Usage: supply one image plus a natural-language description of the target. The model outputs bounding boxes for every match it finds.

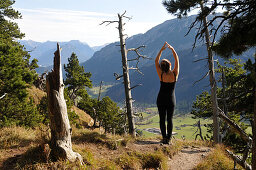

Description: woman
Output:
[155,42,179,144]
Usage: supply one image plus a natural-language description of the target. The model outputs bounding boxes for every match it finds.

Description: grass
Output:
[87,84,114,99]
[27,85,46,104]
[193,144,243,170]
[0,126,39,149]
[71,106,94,127]
[136,112,211,140]
[0,125,247,170]
[137,151,168,170]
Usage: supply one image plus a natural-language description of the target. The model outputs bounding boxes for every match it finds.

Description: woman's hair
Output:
[160,60,170,81]
[160,60,170,73]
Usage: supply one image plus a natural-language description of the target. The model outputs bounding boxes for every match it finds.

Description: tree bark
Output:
[226,149,252,170]
[220,68,228,142]
[97,81,103,102]
[118,14,135,137]
[252,55,256,170]
[46,43,83,163]
[200,1,220,144]
[218,108,252,143]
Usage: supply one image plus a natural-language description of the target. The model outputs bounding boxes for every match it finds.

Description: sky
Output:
[13,0,176,47]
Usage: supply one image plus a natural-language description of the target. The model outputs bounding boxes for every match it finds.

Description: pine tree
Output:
[98,96,123,134]
[64,52,92,105]
[0,0,39,127]
[192,59,253,167]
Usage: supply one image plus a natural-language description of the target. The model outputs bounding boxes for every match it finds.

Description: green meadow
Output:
[136,108,212,140]
[87,84,114,98]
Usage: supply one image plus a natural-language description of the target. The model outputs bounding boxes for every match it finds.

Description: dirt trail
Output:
[133,139,212,170]
[0,139,212,169]
[168,145,211,170]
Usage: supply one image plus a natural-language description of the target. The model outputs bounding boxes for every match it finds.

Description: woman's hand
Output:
[166,42,174,50]
[160,42,168,51]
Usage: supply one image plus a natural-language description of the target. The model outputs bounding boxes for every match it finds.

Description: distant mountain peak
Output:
[20,40,95,66]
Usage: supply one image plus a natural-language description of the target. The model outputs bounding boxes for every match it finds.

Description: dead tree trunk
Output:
[200,1,220,144]
[226,149,252,170]
[46,43,82,163]
[101,11,149,137]
[220,68,228,142]
[252,55,256,170]
[218,108,252,143]
[218,107,252,169]
[117,13,135,137]
[97,81,103,102]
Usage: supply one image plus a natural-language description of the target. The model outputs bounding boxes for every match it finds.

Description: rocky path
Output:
[168,145,211,170]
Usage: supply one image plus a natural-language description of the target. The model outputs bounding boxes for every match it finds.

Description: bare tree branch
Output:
[129,67,143,75]
[130,84,142,90]
[126,45,151,75]
[193,71,210,86]
[119,10,132,20]
[114,72,123,80]
[0,93,7,99]
[100,20,118,26]
[193,57,208,62]
[127,45,150,60]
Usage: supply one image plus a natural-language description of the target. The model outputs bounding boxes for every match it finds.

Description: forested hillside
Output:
[82,14,252,104]
[82,15,201,84]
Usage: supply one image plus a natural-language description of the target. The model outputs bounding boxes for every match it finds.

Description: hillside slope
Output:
[81,15,201,84]
[81,15,221,104]
[0,126,241,170]
[27,86,93,126]
[106,46,210,104]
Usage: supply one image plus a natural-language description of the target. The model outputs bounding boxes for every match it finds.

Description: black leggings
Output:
[157,104,174,140]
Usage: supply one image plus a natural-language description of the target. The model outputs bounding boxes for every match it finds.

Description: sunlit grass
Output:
[0,126,40,149]
[136,113,211,140]
[1,125,239,170]
[193,144,243,170]
[87,84,114,98]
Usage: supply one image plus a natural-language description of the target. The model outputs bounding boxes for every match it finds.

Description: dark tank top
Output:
[156,72,176,106]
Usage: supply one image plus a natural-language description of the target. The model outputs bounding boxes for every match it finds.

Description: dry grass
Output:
[28,86,94,129]
[193,144,243,170]
[0,126,39,149]
[27,85,46,104]
[137,151,168,169]
[0,126,241,170]
[71,106,94,127]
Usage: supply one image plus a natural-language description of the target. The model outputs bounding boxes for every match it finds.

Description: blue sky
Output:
[13,0,175,46]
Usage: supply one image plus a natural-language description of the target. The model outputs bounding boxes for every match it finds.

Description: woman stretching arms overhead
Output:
[155,42,179,144]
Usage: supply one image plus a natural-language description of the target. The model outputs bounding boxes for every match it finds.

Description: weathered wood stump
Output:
[46,43,82,163]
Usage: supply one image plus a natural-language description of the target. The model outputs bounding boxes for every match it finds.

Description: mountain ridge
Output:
[20,40,95,66]
[80,15,213,104]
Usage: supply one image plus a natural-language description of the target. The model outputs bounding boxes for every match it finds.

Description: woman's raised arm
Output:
[167,43,179,79]
[155,42,167,77]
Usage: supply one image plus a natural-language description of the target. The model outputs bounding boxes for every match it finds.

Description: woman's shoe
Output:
[161,138,169,145]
